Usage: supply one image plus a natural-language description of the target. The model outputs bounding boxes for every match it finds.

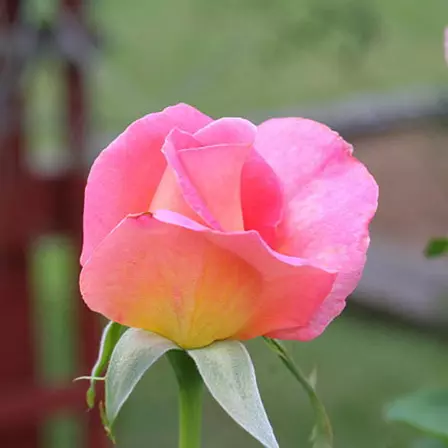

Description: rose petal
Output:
[81,103,212,265]
[195,118,284,245]
[241,150,284,247]
[194,117,257,146]
[149,130,203,223]
[157,210,336,339]
[80,211,335,348]
[80,213,261,349]
[255,118,378,339]
[155,127,253,230]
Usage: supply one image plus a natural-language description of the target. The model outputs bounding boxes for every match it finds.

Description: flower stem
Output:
[168,350,204,448]
[263,337,333,447]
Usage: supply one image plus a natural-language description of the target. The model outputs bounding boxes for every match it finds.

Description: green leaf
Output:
[105,329,180,433]
[425,238,448,258]
[385,388,448,441]
[263,337,333,448]
[86,321,125,408]
[188,341,279,448]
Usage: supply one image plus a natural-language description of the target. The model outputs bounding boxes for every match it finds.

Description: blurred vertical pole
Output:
[0,0,39,447]
[59,0,108,447]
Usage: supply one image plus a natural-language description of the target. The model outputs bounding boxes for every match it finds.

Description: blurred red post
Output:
[0,0,40,446]
[0,0,108,446]
[60,0,108,446]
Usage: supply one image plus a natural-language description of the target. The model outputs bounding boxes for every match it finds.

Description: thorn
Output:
[308,367,318,390]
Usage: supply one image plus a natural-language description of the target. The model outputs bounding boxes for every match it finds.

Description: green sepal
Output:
[105,329,180,434]
[188,340,278,448]
[86,321,125,408]
[104,330,278,447]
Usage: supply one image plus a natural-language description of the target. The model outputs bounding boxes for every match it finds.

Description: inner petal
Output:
[241,150,284,248]
[150,166,205,224]
[194,117,257,146]
[150,128,251,231]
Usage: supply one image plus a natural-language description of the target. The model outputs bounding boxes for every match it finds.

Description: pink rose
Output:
[80,103,378,349]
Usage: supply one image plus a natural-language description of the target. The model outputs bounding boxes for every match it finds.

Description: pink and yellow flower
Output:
[80,104,378,349]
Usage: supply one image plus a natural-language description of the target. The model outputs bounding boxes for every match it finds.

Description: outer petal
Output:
[81,103,212,265]
[255,118,378,340]
[155,210,336,340]
[152,122,255,231]
[80,212,335,349]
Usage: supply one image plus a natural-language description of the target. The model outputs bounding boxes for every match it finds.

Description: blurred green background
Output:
[24,0,448,447]
[29,0,447,147]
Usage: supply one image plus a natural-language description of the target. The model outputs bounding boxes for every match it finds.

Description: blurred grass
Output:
[33,238,448,448]
[89,0,448,129]
[28,0,448,151]
[32,237,82,448]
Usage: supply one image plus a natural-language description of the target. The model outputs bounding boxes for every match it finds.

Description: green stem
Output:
[263,337,333,447]
[168,351,204,448]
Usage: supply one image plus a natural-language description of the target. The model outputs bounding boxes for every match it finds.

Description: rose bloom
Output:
[80,104,378,349]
